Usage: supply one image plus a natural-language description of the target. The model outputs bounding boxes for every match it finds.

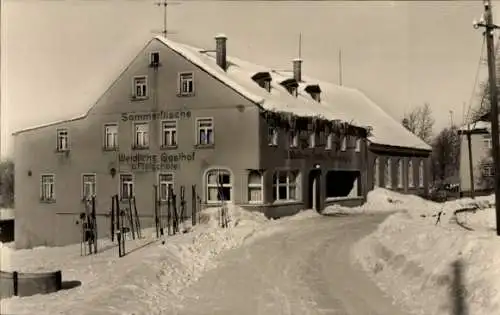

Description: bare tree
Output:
[0,160,14,208]
[402,102,435,144]
[431,126,460,183]
[469,81,491,122]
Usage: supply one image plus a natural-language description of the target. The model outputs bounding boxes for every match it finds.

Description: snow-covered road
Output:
[173,213,409,315]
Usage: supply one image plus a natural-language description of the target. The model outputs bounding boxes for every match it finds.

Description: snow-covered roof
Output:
[458,121,490,132]
[13,35,432,151]
[155,36,430,151]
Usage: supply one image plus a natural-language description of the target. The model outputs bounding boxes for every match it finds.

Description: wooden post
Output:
[466,131,476,199]
[192,185,196,226]
[171,187,178,234]
[167,189,172,236]
[86,201,93,255]
[180,186,186,223]
[482,0,500,235]
[111,197,115,242]
[133,196,141,239]
[154,185,159,238]
[92,195,97,254]
[128,197,136,240]
[115,195,124,257]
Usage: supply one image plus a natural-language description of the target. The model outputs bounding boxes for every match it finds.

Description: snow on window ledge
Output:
[325,196,363,202]
[270,200,302,206]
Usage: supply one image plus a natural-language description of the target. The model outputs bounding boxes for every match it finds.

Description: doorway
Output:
[307,169,322,211]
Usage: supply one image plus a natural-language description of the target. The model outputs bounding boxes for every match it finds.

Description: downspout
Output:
[364,137,370,202]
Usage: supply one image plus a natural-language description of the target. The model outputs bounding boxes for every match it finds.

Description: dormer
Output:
[304,84,322,102]
[251,72,272,92]
[280,78,299,97]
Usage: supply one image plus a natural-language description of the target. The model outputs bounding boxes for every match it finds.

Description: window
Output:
[179,72,194,96]
[374,158,380,187]
[268,127,278,146]
[150,52,160,66]
[482,164,494,177]
[197,118,214,145]
[272,170,299,202]
[355,138,361,152]
[248,170,263,203]
[40,174,55,202]
[325,133,333,150]
[133,76,148,99]
[57,129,69,151]
[289,130,298,148]
[104,124,118,150]
[397,159,403,188]
[287,86,298,97]
[408,160,414,188]
[82,174,96,200]
[340,136,347,151]
[134,123,149,149]
[309,132,316,148]
[385,158,392,188]
[161,120,177,147]
[206,169,232,203]
[158,173,174,201]
[317,131,326,147]
[483,135,492,150]
[120,174,134,200]
[419,160,424,188]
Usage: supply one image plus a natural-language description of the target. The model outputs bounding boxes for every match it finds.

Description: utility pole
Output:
[449,110,454,127]
[466,124,476,199]
[474,0,500,235]
[0,0,2,160]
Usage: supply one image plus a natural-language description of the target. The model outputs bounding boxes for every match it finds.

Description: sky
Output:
[1,0,497,158]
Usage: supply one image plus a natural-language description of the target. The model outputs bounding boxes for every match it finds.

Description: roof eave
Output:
[368,140,432,154]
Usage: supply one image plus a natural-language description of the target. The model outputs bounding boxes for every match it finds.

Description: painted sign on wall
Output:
[121,110,191,122]
[118,152,195,171]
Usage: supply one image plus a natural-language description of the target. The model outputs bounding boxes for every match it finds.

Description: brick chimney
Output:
[293,58,302,82]
[215,34,227,71]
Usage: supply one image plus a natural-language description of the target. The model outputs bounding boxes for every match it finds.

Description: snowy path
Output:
[173,213,409,315]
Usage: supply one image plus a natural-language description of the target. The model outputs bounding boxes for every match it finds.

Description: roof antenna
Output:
[154,1,180,38]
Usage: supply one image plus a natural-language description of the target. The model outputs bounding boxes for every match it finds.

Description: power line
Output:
[464,35,486,127]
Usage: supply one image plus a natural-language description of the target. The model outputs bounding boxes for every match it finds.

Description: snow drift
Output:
[0,204,281,315]
[352,189,500,315]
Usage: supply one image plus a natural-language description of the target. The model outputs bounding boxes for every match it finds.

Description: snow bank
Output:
[1,205,282,315]
[323,188,436,215]
[455,200,497,233]
[324,188,494,217]
[352,190,500,315]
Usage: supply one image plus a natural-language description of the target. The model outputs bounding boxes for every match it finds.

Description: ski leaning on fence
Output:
[80,195,98,256]
[216,178,229,228]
